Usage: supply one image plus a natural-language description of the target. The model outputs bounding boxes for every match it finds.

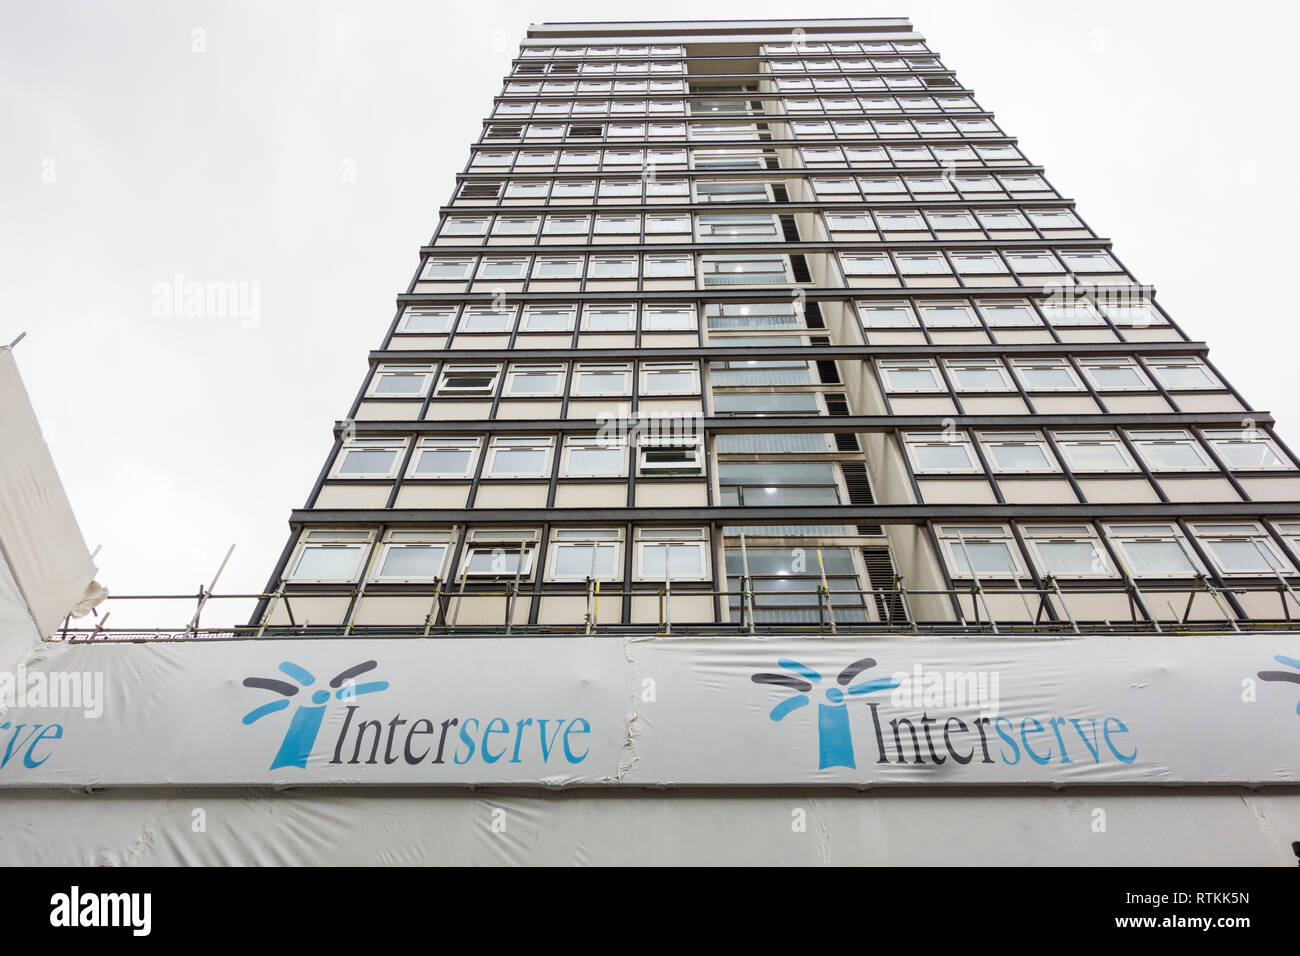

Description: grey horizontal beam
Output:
[291,501,1300,527]
[438,197,1070,216]
[397,284,1152,303]
[368,341,1208,363]
[334,411,1270,437]
[421,237,1108,255]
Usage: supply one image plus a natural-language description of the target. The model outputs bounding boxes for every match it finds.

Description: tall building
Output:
[253,17,1300,637]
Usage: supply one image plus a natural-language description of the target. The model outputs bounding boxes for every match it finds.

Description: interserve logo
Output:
[751,657,899,770]
[242,660,389,769]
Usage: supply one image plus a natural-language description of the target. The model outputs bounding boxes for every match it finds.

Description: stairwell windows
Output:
[286,531,374,583]
[369,364,435,397]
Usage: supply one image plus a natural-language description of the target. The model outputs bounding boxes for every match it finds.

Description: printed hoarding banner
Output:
[0,634,1296,787]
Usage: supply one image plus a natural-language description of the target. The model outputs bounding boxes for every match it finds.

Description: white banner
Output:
[0,635,1296,786]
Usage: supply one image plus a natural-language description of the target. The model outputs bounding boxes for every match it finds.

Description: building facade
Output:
[254,17,1300,637]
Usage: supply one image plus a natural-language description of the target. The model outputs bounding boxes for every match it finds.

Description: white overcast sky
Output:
[2,0,1296,628]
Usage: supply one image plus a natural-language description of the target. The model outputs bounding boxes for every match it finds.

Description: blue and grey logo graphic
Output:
[242,660,389,769]
[1259,654,1300,716]
[751,657,899,770]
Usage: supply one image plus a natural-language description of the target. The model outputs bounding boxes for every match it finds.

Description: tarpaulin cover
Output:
[0,348,98,643]
[0,633,1296,787]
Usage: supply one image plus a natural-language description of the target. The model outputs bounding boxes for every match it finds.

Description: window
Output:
[879,359,943,392]
[484,437,554,478]
[976,209,1030,230]
[707,302,801,331]
[979,431,1058,473]
[1005,251,1064,274]
[1104,523,1201,578]
[1060,250,1121,273]
[645,255,694,278]
[1039,300,1103,326]
[697,181,770,203]
[504,364,565,397]
[858,301,917,329]
[825,212,874,234]
[543,215,590,235]
[903,432,981,474]
[1010,357,1082,392]
[332,439,405,479]
[1203,429,1291,470]
[1028,209,1083,230]
[551,180,595,198]
[589,256,638,279]
[491,216,540,236]
[698,214,779,240]
[595,214,639,235]
[422,257,474,280]
[582,304,636,332]
[561,436,627,477]
[1146,357,1221,391]
[520,305,576,332]
[572,363,632,396]
[398,306,456,333]
[641,362,698,395]
[1021,525,1113,578]
[476,257,528,280]
[946,359,1013,392]
[635,528,710,581]
[435,364,500,397]
[371,531,453,583]
[1052,431,1137,472]
[1189,523,1294,577]
[369,364,434,397]
[547,529,623,581]
[712,392,819,416]
[977,300,1039,327]
[926,210,978,230]
[874,211,925,232]
[1078,358,1153,392]
[937,525,1024,578]
[646,213,691,234]
[920,302,978,328]
[441,217,489,236]
[531,257,582,280]
[459,182,503,200]
[1128,430,1213,471]
[286,530,372,583]
[459,306,515,332]
[895,252,951,276]
[840,253,895,276]
[599,179,641,198]
[460,529,540,578]
[644,304,697,331]
[950,252,1009,275]
[638,434,703,475]
[702,254,789,285]
[503,181,548,199]
[408,438,481,478]
[1104,299,1166,327]
[718,462,840,506]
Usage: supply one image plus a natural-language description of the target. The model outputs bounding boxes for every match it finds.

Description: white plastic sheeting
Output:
[0,634,1296,787]
[0,347,99,646]
[0,786,1295,866]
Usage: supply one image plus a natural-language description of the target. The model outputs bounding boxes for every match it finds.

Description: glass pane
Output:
[554,543,619,578]
[1036,541,1104,575]
[1206,539,1281,573]
[1062,443,1127,471]
[987,443,1051,470]
[568,447,623,474]
[339,449,397,474]
[295,546,363,579]
[1141,443,1205,469]
[1214,441,1285,469]
[948,540,1015,576]
[491,449,547,474]
[375,374,424,395]
[380,545,447,578]
[1124,540,1194,574]
[914,444,974,470]
[415,449,473,475]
